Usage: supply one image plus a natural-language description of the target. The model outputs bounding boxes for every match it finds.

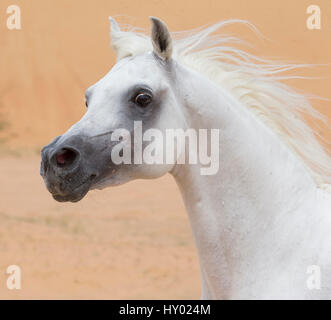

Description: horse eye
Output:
[85,99,88,108]
[135,93,152,107]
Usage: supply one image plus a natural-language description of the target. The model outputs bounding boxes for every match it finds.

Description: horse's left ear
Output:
[150,17,172,61]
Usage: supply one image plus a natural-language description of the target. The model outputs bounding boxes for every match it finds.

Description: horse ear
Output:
[149,17,172,61]
[109,16,121,53]
[109,16,120,35]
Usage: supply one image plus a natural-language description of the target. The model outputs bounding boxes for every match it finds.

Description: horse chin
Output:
[53,192,87,203]
[51,179,93,203]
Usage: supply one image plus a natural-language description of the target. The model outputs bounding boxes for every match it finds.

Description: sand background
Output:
[0,0,330,299]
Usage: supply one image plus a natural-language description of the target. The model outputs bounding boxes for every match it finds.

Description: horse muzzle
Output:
[40,135,99,202]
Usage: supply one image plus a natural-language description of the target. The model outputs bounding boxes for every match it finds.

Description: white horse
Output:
[41,17,331,299]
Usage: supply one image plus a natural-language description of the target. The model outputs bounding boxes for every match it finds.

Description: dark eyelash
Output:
[130,89,152,102]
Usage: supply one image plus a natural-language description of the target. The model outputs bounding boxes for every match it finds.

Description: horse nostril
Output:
[55,148,78,168]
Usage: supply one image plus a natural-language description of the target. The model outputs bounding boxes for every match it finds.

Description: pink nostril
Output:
[55,148,77,167]
[56,153,66,165]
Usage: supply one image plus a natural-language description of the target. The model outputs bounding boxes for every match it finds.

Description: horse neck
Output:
[171,64,318,298]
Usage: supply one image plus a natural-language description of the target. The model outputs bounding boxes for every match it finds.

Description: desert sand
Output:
[0,156,200,299]
[0,0,330,299]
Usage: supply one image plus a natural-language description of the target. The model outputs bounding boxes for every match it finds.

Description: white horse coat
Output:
[41,17,331,299]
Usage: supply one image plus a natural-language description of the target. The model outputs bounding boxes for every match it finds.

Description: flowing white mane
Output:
[111,20,331,187]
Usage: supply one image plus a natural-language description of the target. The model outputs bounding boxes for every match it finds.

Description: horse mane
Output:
[111,20,331,188]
